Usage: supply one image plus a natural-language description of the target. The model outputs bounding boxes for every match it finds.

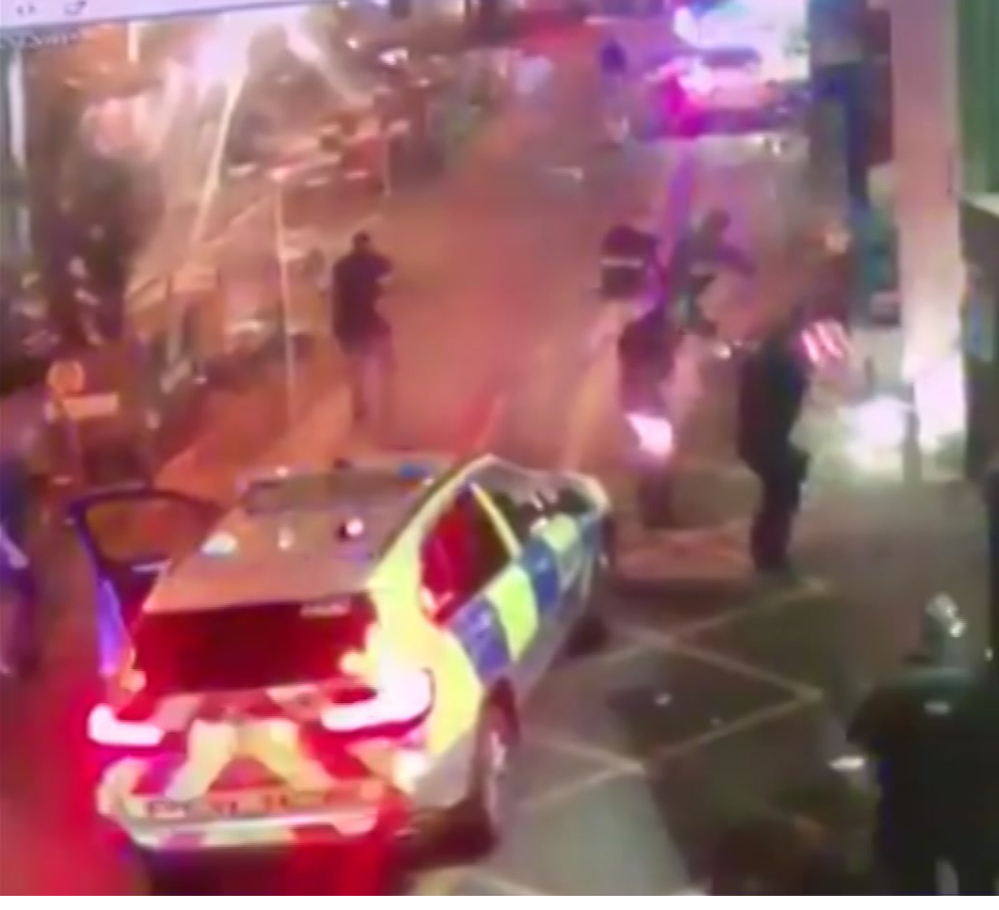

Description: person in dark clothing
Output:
[599,35,629,81]
[617,304,676,411]
[600,221,662,300]
[618,305,680,529]
[736,320,811,573]
[0,453,41,676]
[331,232,394,428]
[710,815,863,895]
[849,664,999,894]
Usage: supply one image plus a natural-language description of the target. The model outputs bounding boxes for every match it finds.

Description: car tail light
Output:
[320,669,433,734]
[87,703,164,748]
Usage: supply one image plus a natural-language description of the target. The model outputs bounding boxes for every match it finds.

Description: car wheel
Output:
[454,702,514,856]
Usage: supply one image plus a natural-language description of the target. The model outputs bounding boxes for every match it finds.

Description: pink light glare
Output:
[626,413,676,459]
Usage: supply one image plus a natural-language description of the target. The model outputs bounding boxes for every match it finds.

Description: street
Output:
[0,18,991,897]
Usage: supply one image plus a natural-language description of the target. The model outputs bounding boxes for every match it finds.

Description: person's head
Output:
[351,231,373,254]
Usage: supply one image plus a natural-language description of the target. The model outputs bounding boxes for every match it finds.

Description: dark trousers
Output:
[746,446,808,570]
[878,820,998,895]
[340,331,395,430]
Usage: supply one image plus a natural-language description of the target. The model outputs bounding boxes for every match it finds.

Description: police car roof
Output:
[146,456,453,614]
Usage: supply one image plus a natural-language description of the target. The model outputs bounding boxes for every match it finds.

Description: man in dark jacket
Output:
[0,452,40,676]
[600,221,661,300]
[849,652,999,894]
[331,232,394,429]
[736,319,811,574]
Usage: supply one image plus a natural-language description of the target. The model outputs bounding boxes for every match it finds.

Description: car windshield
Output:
[242,470,425,514]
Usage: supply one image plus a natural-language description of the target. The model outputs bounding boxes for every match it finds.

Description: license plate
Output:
[144,787,369,821]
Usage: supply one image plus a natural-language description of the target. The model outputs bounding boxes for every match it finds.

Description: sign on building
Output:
[1,0,333,33]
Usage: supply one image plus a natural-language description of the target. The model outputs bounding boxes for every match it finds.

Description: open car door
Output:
[67,486,222,677]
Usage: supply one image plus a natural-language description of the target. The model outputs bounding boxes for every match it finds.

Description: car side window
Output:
[421,489,510,620]
[489,490,547,544]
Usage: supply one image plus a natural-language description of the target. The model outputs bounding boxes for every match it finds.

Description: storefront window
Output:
[957,0,999,195]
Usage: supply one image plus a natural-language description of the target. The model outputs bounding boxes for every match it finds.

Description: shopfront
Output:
[960,200,999,478]
[956,0,999,477]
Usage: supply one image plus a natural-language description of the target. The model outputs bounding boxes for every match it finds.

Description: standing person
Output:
[598,33,631,144]
[0,449,41,677]
[600,216,662,301]
[617,305,680,529]
[331,232,394,432]
[736,319,811,575]
[848,603,999,895]
[598,33,629,85]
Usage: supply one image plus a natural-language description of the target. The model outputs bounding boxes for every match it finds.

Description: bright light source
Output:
[202,532,239,557]
[680,63,714,95]
[829,754,866,773]
[673,7,699,45]
[626,413,675,459]
[847,396,907,451]
[914,352,965,450]
[341,517,365,540]
[87,704,163,748]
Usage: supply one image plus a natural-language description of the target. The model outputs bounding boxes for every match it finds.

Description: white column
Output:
[886,0,964,384]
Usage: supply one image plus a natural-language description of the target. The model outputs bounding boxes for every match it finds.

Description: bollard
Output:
[985,463,999,663]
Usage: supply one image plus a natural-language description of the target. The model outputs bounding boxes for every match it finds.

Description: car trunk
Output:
[130,596,375,698]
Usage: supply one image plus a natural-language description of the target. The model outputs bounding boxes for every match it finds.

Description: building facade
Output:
[955,0,999,476]
[883,0,999,474]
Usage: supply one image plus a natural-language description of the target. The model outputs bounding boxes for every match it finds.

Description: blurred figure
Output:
[598,34,631,144]
[600,215,662,301]
[617,304,676,414]
[664,209,755,333]
[598,33,629,84]
[848,598,999,895]
[736,318,811,575]
[709,815,860,895]
[331,233,395,431]
[617,306,679,529]
[0,449,41,677]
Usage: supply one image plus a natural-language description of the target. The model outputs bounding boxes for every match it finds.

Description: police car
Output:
[70,454,613,867]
